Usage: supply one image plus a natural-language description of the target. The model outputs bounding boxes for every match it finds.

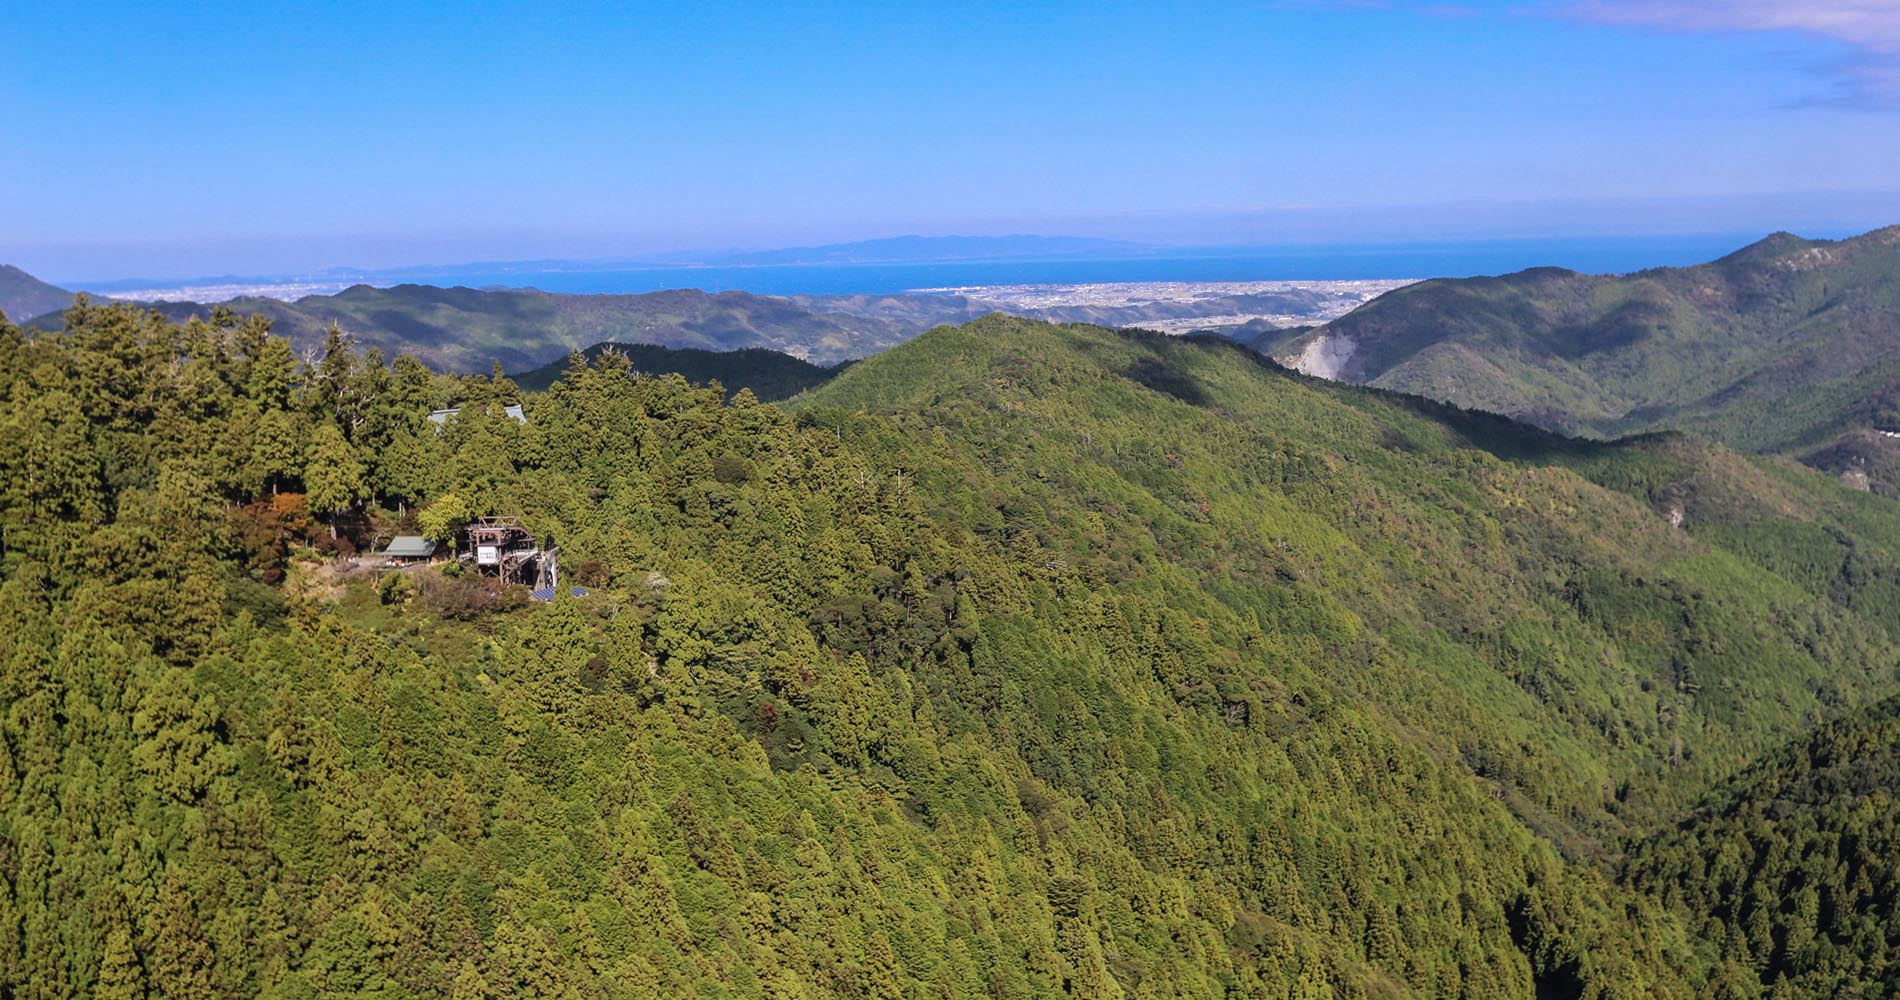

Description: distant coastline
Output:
[69,232,1763,303]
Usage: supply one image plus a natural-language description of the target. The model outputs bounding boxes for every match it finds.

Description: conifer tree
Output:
[304,423,366,538]
[130,667,228,802]
[93,922,146,1000]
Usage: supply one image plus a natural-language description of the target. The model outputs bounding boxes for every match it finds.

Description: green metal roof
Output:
[382,536,437,558]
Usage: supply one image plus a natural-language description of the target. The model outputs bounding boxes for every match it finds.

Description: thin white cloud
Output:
[1565,1,1900,48]
[1264,0,1393,9]
[1560,0,1900,106]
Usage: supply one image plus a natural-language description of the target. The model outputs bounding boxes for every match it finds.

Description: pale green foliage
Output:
[131,667,230,802]
[417,491,471,544]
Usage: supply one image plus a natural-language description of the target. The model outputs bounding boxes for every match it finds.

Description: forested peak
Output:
[508,341,842,399]
[1498,265,1585,283]
[330,282,500,306]
[1713,230,1818,266]
[1853,223,1900,246]
[808,313,1249,405]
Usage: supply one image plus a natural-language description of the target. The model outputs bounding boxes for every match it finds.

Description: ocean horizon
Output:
[72,232,1773,300]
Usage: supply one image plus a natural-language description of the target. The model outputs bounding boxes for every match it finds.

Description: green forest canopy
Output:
[4,303,1900,997]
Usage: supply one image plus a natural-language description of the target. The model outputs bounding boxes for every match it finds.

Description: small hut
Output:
[379,535,438,566]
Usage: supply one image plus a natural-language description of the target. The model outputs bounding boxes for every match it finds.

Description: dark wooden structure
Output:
[463,515,560,592]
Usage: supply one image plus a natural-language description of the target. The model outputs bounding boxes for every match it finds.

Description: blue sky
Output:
[4,0,1900,280]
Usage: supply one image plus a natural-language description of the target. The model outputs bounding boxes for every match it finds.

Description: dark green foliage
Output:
[510,342,846,400]
[6,304,1900,996]
[1236,321,1315,356]
[1625,695,1900,997]
[1122,354,1210,405]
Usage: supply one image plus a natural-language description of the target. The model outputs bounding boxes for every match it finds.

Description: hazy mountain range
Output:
[68,234,1162,296]
[9,269,1394,372]
[12,225,1900,491]
[0,263,75,322]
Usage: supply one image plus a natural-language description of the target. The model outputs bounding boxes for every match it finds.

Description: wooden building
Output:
[464,515,560,592]
[377,535,438,566]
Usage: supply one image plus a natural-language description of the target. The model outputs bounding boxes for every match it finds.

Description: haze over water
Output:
[75,233,1769,299]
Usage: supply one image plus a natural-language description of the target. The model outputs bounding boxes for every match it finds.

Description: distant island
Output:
[693,233,1154,266]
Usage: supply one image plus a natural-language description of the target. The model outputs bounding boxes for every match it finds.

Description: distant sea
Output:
[82,233,1765,299]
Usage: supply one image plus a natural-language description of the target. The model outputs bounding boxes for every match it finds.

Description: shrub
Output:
[416,572,526,620]
[379,572,417,607]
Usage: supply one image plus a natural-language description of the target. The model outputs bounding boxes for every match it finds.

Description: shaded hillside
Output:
[34,284,912,371]
[1279,226,1900,486]
[509,341,845,399]
[1233,319,1314,356]
[1625,693,1900,996]
[804,320,1900,844]
[0,264,73,323]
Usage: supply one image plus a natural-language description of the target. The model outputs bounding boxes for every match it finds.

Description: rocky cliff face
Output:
[1284,331,1356,379]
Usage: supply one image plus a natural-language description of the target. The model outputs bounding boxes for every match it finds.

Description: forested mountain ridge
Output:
[1279,226,1900,489]
[29,284,915,372]
[801,320,1900,836]
[508,342,846,399]
[10,264,1393,380]
[6,302,1900,996]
